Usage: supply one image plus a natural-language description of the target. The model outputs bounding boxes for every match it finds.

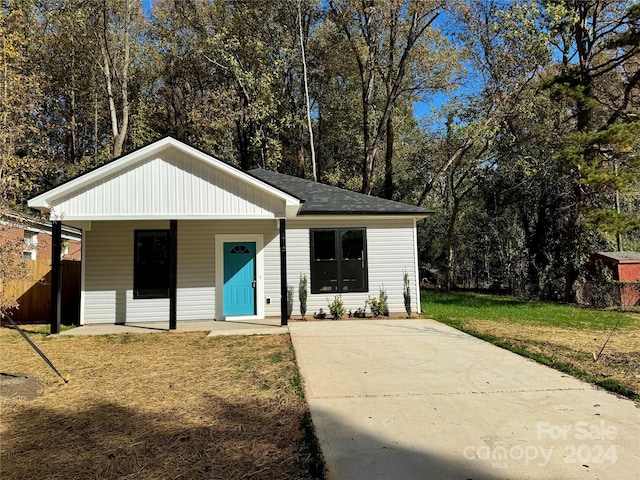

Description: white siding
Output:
[83,220,169,324]
[55,147,286,219]
[281,217,420,318]
[181,221,279,321]
[263,226,283,317]
[176,221,216,321]
[83,219,279,324]
[82,217,419,324]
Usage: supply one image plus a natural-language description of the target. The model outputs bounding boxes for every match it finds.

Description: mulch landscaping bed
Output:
[0,328,324,479]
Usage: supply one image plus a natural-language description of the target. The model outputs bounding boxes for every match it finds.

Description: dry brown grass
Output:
[459,320,640,399]
[0,328,323,479]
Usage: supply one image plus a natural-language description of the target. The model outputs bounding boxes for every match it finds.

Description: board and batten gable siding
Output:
[279,217,420,317]
[53,146,286,219]
[82,219,280,324]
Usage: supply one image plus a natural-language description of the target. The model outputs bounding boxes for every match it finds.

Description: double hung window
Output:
[134,230,170,298]
[310,228,368,293]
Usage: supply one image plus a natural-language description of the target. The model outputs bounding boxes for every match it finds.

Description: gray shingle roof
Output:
[248,169,431,216]
[596,251,640,262]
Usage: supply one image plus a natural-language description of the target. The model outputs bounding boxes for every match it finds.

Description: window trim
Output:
[133,229,171,299]
[23,231,38,261]
[310,228,368,294]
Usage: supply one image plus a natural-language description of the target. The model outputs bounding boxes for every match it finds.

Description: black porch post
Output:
[50,221,62,334]
[279,219,288,326]
[169,220,177,330]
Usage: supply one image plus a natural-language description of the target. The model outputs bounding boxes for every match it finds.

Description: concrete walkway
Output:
[288,319,640,480]
[59,318,285,336]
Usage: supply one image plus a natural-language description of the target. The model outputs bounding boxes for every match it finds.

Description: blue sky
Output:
[142,0,153,16]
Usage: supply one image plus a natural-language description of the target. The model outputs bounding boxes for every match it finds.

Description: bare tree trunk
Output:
[383,9,396,200]
[444,196,461,292]
[98,0,131,159]
[361,73,375,194]
[297,0,317,181]
[384,111,394,199]
[94,92,99,156]
[416,137,476,207]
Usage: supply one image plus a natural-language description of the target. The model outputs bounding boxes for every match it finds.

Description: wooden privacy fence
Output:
[2,260,81,324]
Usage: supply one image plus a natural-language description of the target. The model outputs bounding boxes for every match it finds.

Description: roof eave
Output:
[299,210,433,217]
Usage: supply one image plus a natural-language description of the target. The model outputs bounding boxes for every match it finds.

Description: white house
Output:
[28,137,430,330]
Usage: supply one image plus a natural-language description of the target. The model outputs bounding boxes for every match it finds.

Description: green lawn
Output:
[420,289,640,401]
[421,289,639,330]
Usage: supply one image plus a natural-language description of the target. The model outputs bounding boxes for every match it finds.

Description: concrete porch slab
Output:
[59,318,286,336]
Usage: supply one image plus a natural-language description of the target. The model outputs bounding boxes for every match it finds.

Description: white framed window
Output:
[23,231,38,260]
[310,228,368,294]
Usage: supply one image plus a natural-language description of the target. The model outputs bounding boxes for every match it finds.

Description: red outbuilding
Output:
[587,252,640,307]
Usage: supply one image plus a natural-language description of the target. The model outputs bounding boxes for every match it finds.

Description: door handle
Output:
[252,280,256,288]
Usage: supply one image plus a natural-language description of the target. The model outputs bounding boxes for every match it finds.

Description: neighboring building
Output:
[1,211,82,323]
[28,137,430,327]
[0,211,82,262]
[586,252,640,307]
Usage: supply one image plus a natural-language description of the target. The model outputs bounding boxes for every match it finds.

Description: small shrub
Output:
[287,285,294,319]
[369,287,389,317]
[351,302,367,318]
[299,274,308,319]
[327,295,345,319]
[403,271,412,316]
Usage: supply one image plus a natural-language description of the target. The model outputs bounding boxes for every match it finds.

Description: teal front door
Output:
[223,242,256,316]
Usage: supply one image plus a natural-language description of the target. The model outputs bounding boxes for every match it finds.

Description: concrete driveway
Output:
[289,319,640,480]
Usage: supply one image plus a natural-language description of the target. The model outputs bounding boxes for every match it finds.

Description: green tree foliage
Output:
[325,0,459,196]
[148,0,318,173]
[543,0,640,300]
[418,0,553,292]
[2,0,638,306]
[1,1,57,208]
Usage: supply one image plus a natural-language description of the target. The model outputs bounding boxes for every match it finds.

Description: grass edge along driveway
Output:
[421,290,640,402]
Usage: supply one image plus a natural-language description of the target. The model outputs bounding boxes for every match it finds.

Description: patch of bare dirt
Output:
[0,373,47,401]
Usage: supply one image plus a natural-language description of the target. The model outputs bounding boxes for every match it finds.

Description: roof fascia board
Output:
[1,212,81,236]
[288,213,431,221]
[28,137,300,211]
[50,214,284,222]
[28,137,176,210]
